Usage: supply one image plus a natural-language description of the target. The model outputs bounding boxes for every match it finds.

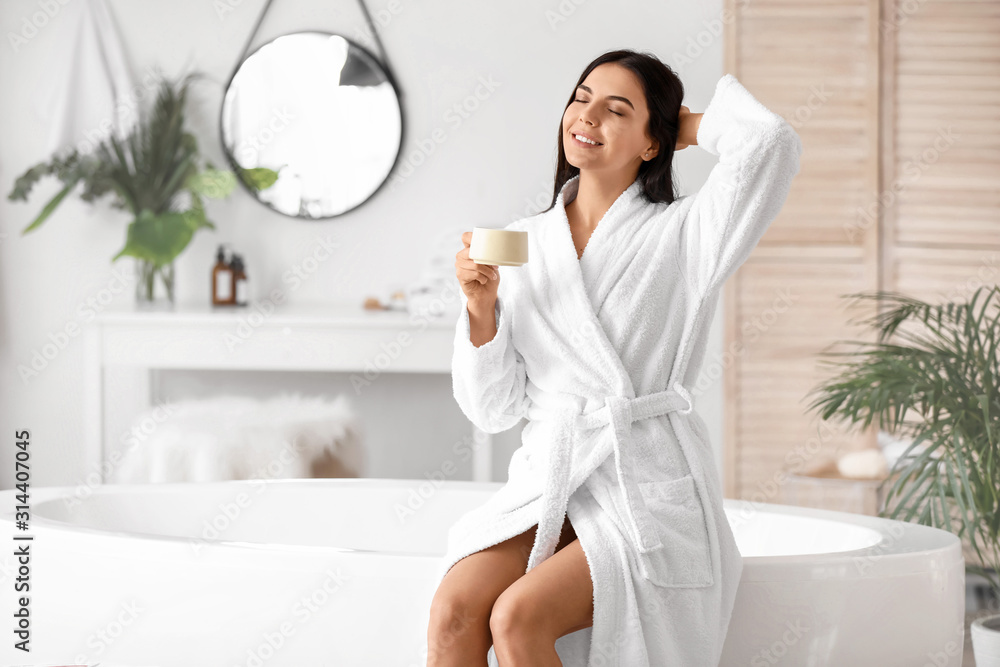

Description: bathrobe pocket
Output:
[636,474,715,588]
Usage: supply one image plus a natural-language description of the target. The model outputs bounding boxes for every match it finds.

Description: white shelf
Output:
[83,300,492,483]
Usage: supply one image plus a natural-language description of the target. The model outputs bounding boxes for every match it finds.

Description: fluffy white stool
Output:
[109,392,363,483]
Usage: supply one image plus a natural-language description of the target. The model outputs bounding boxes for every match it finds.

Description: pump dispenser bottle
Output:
[231,254,248,306]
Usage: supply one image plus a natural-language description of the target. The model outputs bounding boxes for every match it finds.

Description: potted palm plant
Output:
[805,285,1000,665]
[7,71,278,307]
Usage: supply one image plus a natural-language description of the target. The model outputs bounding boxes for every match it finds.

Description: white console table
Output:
[82,301,495,483]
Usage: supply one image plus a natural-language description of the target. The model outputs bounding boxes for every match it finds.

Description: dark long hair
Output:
[544,49,684,212]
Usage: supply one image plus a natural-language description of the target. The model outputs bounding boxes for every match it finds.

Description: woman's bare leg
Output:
[489,519,593,666]
[427,523,538,666]
[427,516,579,666]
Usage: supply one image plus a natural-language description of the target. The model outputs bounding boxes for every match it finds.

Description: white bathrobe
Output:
[435,73,803,666]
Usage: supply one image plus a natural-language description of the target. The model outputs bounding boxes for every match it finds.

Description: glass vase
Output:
[135,259,175,309]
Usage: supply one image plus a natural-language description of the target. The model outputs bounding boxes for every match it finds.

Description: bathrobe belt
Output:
[523,381,695,572]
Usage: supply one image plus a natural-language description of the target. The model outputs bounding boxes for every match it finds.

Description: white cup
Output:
[469,227,529,267]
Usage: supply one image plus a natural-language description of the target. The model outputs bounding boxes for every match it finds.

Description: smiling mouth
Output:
[571,133,603,147]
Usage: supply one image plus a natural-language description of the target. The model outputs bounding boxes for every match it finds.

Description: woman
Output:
[430,49,802,666]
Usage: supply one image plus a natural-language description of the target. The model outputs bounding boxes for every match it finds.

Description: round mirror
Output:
[220,31,403,219]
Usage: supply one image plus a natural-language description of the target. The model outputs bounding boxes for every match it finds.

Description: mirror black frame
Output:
[219,30,405,220]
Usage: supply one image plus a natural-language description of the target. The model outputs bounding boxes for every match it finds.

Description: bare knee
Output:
[489,588,550,646]
[428,588,492,648]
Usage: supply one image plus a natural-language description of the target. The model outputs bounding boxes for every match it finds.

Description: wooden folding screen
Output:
[721,0,998,503]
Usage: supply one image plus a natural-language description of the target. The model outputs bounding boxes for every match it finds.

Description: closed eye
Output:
[573,98,623,116]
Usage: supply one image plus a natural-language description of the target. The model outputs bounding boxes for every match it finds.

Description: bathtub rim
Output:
[0,477,963,579]
[721,496,964,580]
[2,477,492,560]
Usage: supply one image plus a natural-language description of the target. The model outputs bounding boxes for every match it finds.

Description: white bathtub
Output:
[0,478,964,666]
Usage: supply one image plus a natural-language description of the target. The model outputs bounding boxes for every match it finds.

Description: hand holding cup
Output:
[455,227,529,306]
[456,231,500,306]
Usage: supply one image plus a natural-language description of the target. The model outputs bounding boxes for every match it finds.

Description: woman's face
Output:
[561,62,658,173]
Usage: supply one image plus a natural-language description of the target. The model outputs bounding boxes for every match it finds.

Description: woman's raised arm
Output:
[675,73,803,299]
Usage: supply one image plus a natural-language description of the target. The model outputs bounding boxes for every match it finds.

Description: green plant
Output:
[805,285,1000,597]
[7,71,278,301]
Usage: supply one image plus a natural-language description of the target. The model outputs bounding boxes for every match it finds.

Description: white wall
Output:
[0,0,730,490]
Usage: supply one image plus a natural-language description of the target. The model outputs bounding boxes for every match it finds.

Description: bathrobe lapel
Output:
[545,174,643,397]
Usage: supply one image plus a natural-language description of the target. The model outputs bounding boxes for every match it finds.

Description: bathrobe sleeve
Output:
[451,290,530,434]
[676,73,804,298]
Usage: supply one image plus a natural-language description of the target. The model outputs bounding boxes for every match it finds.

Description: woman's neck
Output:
[566,167,639,230]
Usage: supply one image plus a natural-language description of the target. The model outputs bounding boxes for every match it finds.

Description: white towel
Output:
[31,0,136,156]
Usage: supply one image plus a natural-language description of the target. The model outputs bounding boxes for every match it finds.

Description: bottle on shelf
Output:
[211,244,235,306]
[231,254,248,306]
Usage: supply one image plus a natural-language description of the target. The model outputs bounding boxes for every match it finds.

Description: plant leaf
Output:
[21,175,81,233]
[111,209,197,266]
[187,167,237,199]
[237,165,280,191]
